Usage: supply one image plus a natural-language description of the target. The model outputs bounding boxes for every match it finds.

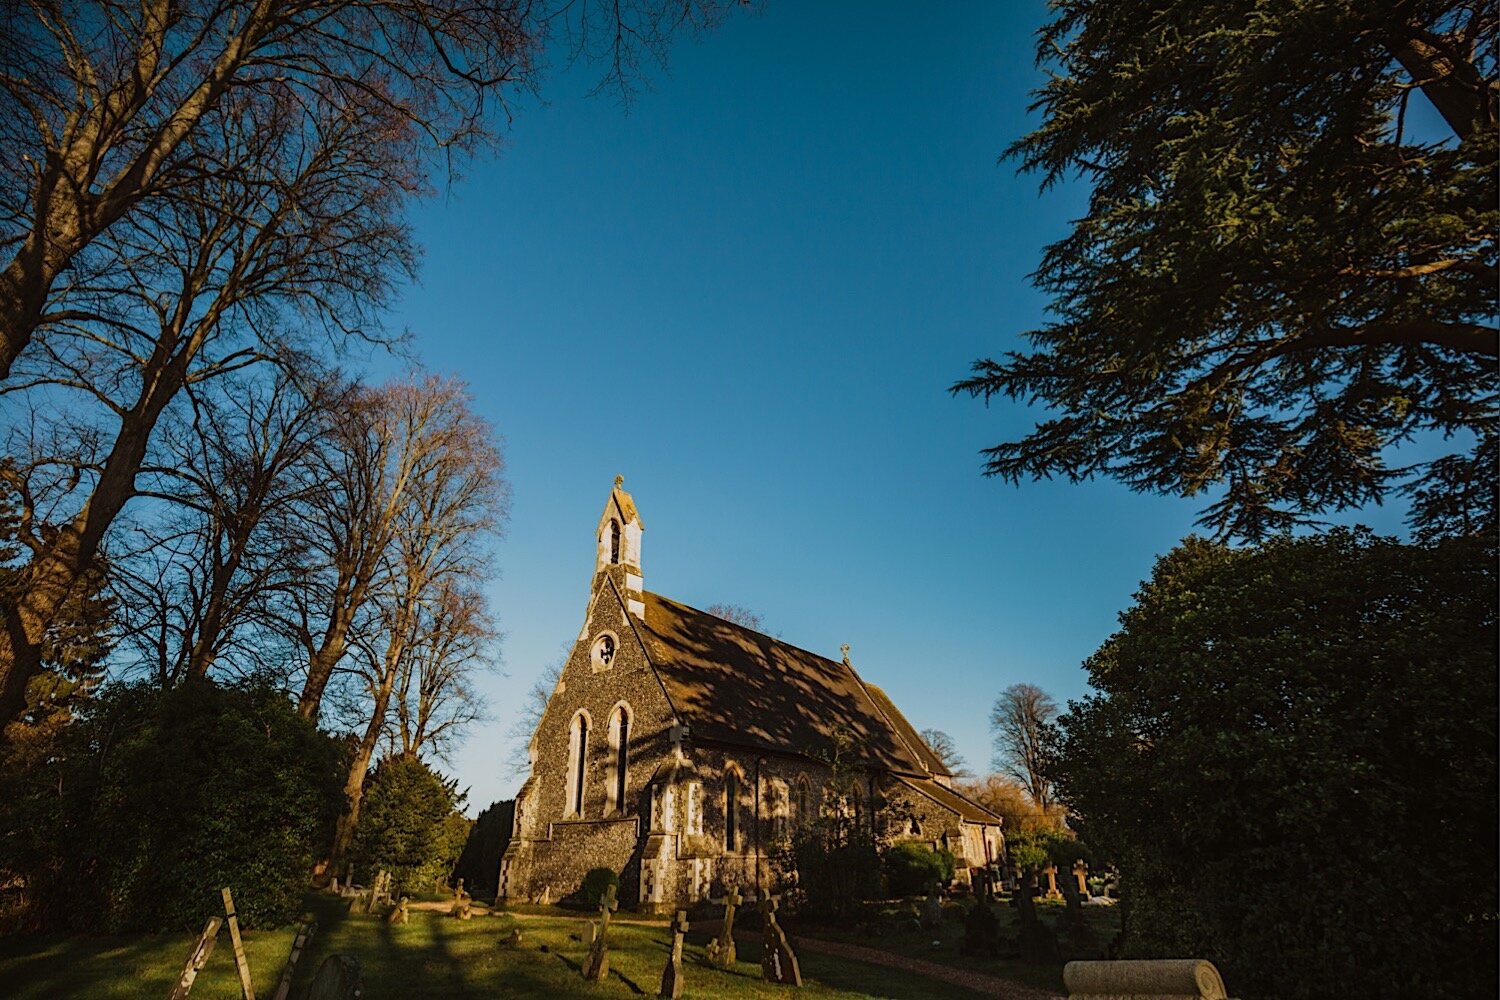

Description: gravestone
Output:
[581,883,618,981]
[450,878,472,920]
[306,954,363,1000]
[386,896,410,925]
[921,881,944,929]
[271,914,318,1000]
[960,895,1001,957]
[705,884,741,968]
[502,928,523,947]
[759,896,802,986]
[167,916,223,1000]
[1060,872,1100,958]
[658,909,690,999]
[536,886,551,906]
[1043,865,1063,901]
[1072,860,1090,898]
[329,877,340,895]
[1016,873,1060,964]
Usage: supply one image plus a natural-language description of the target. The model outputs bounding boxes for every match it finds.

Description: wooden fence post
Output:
[221,887,256,1000]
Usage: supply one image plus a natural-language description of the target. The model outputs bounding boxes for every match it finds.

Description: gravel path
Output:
[797,936,1065,1000]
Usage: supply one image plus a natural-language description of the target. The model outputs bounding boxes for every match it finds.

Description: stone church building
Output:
[498,478,1003,911]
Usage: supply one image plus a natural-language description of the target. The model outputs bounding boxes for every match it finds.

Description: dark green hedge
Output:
[0,679,344,931]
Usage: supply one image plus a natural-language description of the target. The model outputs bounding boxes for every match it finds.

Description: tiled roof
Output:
[894,774,1004,826]
[860,683,952,778]
[637,592,935,775]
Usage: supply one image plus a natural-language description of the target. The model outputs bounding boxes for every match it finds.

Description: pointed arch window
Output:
[609,519,621,564]
[606,704,632,814]
[566,712,590,818]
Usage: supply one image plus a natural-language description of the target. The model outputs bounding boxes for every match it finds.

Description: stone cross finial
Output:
[840,644,851,666]
[658,910,690,999]
[615,474,625,488]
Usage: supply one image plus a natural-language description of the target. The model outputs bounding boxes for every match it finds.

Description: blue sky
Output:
[377,1,1418,810]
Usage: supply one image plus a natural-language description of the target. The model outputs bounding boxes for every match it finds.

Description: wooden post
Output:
[167,916,222,1000]
[221,887,256,1000]
[271,914,317,1000]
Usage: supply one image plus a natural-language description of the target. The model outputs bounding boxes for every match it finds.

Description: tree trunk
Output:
[327,636,403,874]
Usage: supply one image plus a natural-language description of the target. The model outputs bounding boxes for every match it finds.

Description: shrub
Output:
[0,678,345,932]
[581,867,619,908]
[884,841,955,896]
[1052,530,1498,1000]
[350,755,470,896]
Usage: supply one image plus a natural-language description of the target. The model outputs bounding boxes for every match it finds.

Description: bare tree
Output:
[919,727,970,778]
[324,375,506,870]
[506,646,567,777]
[705,603,765,631]
[111,364,337,686]
[0,0,735,730]
[0,88,412,727]
[389,582,497,761]
[0,0,739,379]
[990,683,1058,811]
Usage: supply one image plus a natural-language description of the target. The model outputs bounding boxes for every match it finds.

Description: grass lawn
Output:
[798,896,1122,994]
[0,895,993,999]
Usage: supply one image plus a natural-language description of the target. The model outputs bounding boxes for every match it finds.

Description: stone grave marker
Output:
[450,878,472,920]
[921,880,944,929]
[306,954,363,1000]
[270,914,318,1000]
[387,896,410,925]
[658,909,690,999]
[759,896,802,986]
[221,887,256,1000]
[960,895,1000,958]
[705,884,741,968]
[502,928,523,947]
[581,882,618,981]
[1043,864,1063,901]
[1072,860,1090,898]
[1016,873,1060,964]
[167,916,223,1000]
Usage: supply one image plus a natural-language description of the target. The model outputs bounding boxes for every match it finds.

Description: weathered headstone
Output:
[386,896,410,925]
[1060,872,1100,958]
[270,914,318,1000]
[759,896,802,986]
[536,885,551,906]
[1043,864,1063,901]
[581,883,618,981]
[960,896,1000,958]
[502,928,523,947]
[167,916,223,1000]
[1072,860,1090,898]
[658,909,690,999]
[1016,873,1060,964]
[705,884,741,968]
[329,877,340,895]
[921,881,944,929]
[450,878,472,920]
[306,954,363,1000]
[221,887,256,1000]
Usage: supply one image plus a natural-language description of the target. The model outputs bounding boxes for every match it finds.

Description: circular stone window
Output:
[591,632,618,671]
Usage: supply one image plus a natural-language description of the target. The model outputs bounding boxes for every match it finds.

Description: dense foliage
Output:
[349,755,470,896]
[581,867,620,909]
[0,679,344,932]
[883,841,956,896]
[1051,528,1497,999]
[956,0,1497,539]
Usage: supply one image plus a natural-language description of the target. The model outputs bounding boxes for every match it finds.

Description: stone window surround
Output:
[564,709,593,819]
[604,701,633,816]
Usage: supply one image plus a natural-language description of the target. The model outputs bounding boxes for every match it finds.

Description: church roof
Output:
[893,774,1004,826]
[637,592,950,778]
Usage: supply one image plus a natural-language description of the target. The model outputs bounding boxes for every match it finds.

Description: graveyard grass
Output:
[0,894,997,999]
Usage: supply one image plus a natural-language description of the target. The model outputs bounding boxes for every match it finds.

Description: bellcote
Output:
[596,475,646,619]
